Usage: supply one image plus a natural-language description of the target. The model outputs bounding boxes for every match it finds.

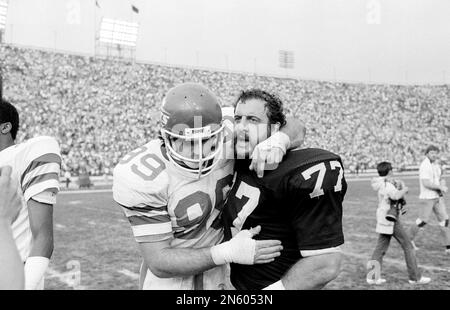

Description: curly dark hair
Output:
[0,99,19,140]
[234,89,287,127]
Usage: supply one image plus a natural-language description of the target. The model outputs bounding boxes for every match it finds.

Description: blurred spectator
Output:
[63,170,71,189]
[1,45,449,175]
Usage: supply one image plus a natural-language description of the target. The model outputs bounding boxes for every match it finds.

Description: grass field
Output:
[45,175,450,290]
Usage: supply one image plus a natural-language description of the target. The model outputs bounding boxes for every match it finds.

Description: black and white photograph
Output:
[0,0,449,292]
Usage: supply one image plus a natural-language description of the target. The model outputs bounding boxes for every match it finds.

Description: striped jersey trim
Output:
[23,180,60,202]
[22,172,59,194]
[128,215,171,226]
[135,232,174,243]
[121,204,167,212]
[21,162,60,187]
[20,153,61,186]
[131,222,173,237]
[123,208,168,220]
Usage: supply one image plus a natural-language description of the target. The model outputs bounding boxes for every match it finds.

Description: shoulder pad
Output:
[113,140,169,208]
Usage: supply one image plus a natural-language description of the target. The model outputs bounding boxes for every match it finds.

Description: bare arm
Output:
[139,240,216,278]
[276,252,343,290]
[28,199,54,258]
[24,200,54,289]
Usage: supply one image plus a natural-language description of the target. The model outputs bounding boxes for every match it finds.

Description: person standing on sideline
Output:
[367,162,430,285]
[408,146,449,253]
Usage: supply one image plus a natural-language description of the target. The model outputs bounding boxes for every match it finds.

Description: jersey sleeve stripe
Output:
[119,203,167,212]
[22,172,59,195]
[135,232,173,243]
[131,222,173,237]
[23,181,59,202]
[122,207,168,219]
[21,163,60,187]
[128,215,171,226]
[20,153,61,185]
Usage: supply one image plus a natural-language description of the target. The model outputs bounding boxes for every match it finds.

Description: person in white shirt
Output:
[408,145,449,254]
[0,166,24,290]
[367,162,430,285]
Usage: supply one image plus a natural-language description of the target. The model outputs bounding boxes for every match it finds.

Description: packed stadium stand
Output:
[1,45,449,176]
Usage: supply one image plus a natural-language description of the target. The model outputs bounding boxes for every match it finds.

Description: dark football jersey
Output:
[222,148,346,290]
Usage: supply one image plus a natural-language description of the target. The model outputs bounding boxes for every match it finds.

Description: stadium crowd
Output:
[1,45,449,176]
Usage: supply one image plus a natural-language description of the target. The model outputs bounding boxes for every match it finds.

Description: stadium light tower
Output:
[0,0,8,43]
[96,17,139,60]
[279,50,295,78]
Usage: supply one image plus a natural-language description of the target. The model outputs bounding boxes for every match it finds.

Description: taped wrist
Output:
[24,256,49,290]
[210,232,256,265]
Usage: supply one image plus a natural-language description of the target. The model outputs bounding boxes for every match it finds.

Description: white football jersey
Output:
[419,157,440,199]
[113,137,234,290]
[0,136,61,261]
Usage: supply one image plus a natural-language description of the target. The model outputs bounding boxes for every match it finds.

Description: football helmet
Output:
[160,83,225,177]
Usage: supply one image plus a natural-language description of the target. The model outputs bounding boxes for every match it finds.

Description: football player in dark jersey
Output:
[223,89,346,290]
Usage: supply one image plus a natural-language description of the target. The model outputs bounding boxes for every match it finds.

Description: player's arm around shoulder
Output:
[280,117,306,150]
[249,117,306,178]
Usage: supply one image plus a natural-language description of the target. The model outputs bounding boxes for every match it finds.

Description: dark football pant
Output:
[370,220,421,281]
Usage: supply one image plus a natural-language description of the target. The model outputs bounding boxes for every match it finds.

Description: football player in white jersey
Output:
[0,100,61,290]
[409,145,449,253]
[113,83,304,290]
[0,166,24,290]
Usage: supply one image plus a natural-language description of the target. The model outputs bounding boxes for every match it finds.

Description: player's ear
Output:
[0,122,12,135]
